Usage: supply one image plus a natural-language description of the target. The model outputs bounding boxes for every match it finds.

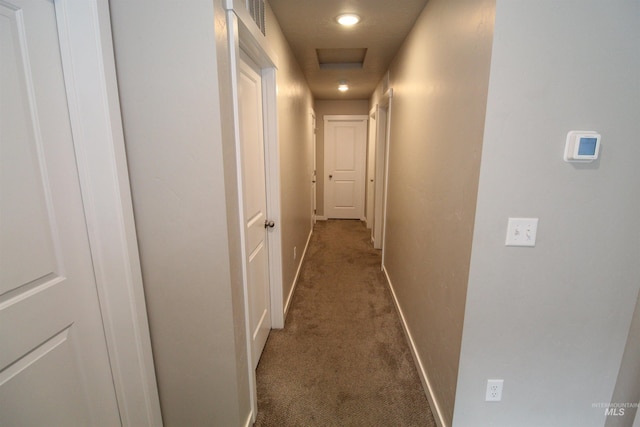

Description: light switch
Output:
[505,218,538,247]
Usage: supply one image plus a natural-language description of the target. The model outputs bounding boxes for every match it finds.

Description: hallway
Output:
[254,220,435,426]
[106,0,640,424]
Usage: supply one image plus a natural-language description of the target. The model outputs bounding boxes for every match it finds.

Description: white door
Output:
[0,1,120,425]
[238,52,271,369]
[324,115,368,219]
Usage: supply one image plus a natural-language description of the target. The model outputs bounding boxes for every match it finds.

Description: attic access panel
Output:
[316,48,367,69]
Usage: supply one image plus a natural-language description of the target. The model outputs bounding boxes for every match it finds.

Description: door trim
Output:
[312,110,317,226]
[225,1,283,421]
[366,106,377,232]
[379,89,393,269]
[55,1,162,425]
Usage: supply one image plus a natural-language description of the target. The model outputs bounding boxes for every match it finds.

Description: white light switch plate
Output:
[505,218,538,247]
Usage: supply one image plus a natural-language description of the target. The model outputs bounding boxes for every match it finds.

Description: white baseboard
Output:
[314,216,367,222]
[382,266,448,427]
[243,410,253,427]
[284,228,313,317]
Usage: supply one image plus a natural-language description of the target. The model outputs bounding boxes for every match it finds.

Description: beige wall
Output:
[606,290,640,427]
[111,1,249,425]
[372,0,495,424]
[265,5,315,310]
[111,1,314,424]
[455,2,640,426]
[314,100,370,216]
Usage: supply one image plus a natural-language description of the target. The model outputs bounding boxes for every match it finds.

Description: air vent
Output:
[247,0,266,35]
[316,48,367,70]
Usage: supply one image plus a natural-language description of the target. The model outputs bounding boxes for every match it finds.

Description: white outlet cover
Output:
[505,218,538,247]
[486,379,504,402]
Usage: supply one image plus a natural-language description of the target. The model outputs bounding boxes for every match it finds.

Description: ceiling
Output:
[268,0,428,100]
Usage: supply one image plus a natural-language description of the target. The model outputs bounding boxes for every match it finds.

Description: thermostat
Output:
[564,131,601,162]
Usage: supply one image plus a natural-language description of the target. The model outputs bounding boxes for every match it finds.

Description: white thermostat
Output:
[564,131,601,162]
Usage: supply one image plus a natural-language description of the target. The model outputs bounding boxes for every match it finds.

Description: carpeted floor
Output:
[254,220,436,426]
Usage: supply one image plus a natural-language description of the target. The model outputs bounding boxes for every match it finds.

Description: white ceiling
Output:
[268,0,428,100]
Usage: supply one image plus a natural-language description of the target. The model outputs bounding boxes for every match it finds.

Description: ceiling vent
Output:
[247,0,266,35]
[316,48,367,70]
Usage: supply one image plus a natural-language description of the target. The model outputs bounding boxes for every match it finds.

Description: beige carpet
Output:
[254,220,436,426]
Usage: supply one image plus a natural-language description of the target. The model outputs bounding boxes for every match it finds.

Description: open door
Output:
[238,52,272,369]
[225,3,284,420]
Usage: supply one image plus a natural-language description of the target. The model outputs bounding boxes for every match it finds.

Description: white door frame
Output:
[372,105,387,250]
[224,0,284,420]
[373,88,393,268]
[366,106,377,232]
[312,110,317,225]
[55,1,161,425]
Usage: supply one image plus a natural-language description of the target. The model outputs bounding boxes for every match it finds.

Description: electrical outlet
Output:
[486,379,503,402]
[294,246,297,261]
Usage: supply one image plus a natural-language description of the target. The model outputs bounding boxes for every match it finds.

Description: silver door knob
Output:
[264,220,275,228]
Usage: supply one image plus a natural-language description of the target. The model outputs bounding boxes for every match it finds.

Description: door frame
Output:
[224,0,284,420]
[323,114,369,220]
[312,111,317,225]
[366,106,377,232]
[374,89,393,266]
[55,1,161,425]
[372,104,387,250]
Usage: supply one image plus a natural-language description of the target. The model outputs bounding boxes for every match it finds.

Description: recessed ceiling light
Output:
[337,14,360,26]
[338,81,349,92]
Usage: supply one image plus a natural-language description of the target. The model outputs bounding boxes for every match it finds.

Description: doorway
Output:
[225,3,284,421]
[323,115,368,219]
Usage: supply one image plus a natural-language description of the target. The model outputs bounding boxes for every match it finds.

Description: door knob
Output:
[264,220,275,229]
[329,174,333,180]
